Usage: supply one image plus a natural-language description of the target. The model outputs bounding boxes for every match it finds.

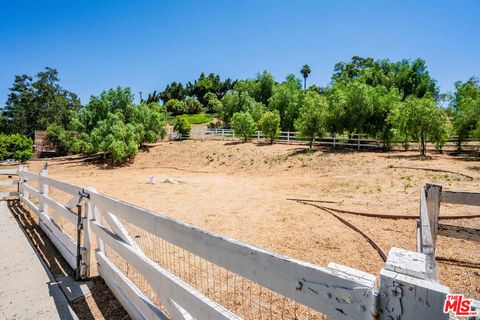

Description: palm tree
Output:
[300,64,311,90]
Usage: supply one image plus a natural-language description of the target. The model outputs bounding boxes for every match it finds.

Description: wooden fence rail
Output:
[15,167,473,319]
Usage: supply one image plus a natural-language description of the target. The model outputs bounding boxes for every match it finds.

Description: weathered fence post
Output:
[378,247,450,320]
[257,131,260,142]
[333,134,336,147]
[287,131,290,143]
[357,134,360,150]
[425,183,442,245]
[221,129,224,140]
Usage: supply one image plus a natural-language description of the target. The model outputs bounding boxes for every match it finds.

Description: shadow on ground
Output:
[7,200,130,320]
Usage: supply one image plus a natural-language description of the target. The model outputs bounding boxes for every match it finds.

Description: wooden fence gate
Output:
[11,167,479,320]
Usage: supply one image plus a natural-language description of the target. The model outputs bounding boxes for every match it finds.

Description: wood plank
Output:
[425,183,442,245]
[91,222,239,320]
[39,210,78,255]
[41,194,78,225]
[0,168,18,175]
[18,170,40,181]
[89,191,375,320]
[21,195,39,216]
[0,180,16,186]
[438,223,480,242]
[41,175,83,196]
[21,183,40,198]
[96,252,167,320]
[419,189,438,282]
[441,190,480,206]
[39,216,77,269]
[0,191,18,198]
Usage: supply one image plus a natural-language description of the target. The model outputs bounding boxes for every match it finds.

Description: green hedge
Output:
[0,133,33,162]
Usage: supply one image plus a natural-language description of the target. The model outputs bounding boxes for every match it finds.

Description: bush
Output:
[90,113,139,163]
[173,116,192,136]
[231,112,256,142]
[133,103,167,145]
[258,111,281,144]
[0,133,33,162]
[185,98,203,114]
[165,99,188,115]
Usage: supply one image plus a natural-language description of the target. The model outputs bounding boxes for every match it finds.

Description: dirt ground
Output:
[27,140,480,300]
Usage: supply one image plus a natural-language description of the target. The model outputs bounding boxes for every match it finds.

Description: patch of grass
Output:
[185,113,214,124]
[167,113,213,125]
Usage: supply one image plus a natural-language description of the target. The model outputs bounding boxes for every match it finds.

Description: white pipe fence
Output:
[13,167,479,319]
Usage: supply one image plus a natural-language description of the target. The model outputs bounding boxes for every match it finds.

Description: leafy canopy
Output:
[258,111,281,144]
[231,112,256,142]
[1,67,80,135]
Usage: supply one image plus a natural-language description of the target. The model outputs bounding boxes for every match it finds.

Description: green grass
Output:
[167,113,214,125]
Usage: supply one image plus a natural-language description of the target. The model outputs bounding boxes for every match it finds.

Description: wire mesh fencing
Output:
[102,217,327,320]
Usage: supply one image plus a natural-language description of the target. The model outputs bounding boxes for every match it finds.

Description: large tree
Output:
[1,67,80,135]
[332,56,439,100]
[389,96,449,155]
[451,77,480,150]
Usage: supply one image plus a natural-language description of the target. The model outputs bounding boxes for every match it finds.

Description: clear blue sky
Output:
[1,0,479,104]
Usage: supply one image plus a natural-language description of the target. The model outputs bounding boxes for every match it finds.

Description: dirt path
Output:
[28,140,480,299]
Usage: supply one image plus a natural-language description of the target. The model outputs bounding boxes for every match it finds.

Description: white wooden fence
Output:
[182,129,381,150]
[0,168,19,198]
[14,167,478,319]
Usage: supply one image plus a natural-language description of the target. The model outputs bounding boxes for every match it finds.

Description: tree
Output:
[72,86,135,133]
[219,91,265,126]
[1,67,80,135]
[332,56,439,100]
[204,92,222,113]
[451,77,480,150]
[185,97,203,114]
[133,103,167,145]
[165,99,187,115]
[90,113,139,163]
[231,112,256,142]
[173,116,191,137]
[186,73,234,105]
[389,96,449,155]
[268,74,302,131]
[233,71,275,105]
[258,111,281,144]
[300,64,311,90]
[295,92,327,148]
[159,82,186,103]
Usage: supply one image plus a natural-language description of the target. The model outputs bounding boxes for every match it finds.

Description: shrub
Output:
[231,112,256,142]
[0,133,33,162]
[133,103,167,145]
[90,113,139,163]
[165,99,188,115]
[204,92,222,114]
[185,98,203,114]
[173,116,192,136]
[258,111,281,144]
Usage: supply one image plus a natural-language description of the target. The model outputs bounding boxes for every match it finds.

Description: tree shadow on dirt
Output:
[7,200,130,320]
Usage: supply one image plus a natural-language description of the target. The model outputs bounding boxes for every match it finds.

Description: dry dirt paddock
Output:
[28,140,480,300]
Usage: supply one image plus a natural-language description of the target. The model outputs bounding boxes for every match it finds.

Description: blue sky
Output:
[1,0,479,104]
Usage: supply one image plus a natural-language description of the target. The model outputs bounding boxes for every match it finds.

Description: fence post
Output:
[333,134,336,147]
[357,135,360,150]
[425,183,442,245]
[287,131,290,143]
[257,131,260,142]
[378,247,450,320]
[39,166,48,219]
